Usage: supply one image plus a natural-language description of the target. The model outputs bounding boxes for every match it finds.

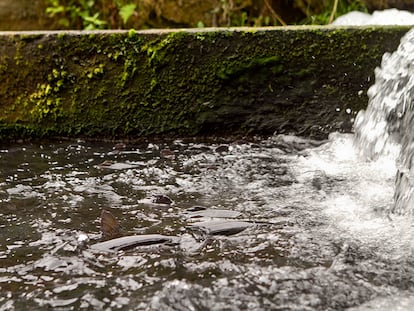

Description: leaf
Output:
[83,12,107,29]
[46,5,65,15]
[119,3,136,25]
[58,18,70,27]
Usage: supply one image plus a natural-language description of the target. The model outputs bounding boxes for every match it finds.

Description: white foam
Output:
[294,133,414,262]
[333,8,414,25]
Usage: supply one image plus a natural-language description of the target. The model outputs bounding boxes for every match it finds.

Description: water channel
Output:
[2,28,414,310]
[0,132,410,310]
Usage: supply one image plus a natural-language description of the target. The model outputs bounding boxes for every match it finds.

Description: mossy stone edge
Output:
[0,26,410,141]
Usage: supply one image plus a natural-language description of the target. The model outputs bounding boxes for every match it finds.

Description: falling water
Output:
[354,27,414,214]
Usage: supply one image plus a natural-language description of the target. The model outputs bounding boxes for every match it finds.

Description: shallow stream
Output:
[1,133,413,310]
[3,25,414,311]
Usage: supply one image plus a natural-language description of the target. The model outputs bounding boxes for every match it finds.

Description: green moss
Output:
[128,28,136,38]
[0,27,411,140]
[86,63,105,79]
[57,33,66,40]
[141,31,186,68]
[27,68,69,123]
[13,40,24,65]
[217,56,283,80]
[0,57,8,75]
[195,33,205,41]
[107,50,121,61]
[108,33,145,88]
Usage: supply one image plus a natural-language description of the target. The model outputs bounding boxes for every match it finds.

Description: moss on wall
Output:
[0,26,410,140]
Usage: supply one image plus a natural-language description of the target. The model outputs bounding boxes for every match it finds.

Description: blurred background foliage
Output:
[0,0,413,30]
[43,0,411,30]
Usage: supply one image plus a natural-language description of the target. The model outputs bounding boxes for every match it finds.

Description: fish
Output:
[189,220,253,236]
[91,234,176,252]
[92,208,255,252]
[92,209,176,252]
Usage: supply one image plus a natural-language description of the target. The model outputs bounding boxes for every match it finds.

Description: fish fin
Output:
[101,209,122,240]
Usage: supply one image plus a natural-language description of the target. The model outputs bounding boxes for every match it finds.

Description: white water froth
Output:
[353,29,414,160]
[294,130,414,309]
[353,28,414,217]
[333,8,414,26]
[294,133,410,249]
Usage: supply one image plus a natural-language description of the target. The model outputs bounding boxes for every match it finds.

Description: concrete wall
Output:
[0,26,410,140]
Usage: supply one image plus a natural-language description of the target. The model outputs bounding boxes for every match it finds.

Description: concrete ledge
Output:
[0,26,410,140]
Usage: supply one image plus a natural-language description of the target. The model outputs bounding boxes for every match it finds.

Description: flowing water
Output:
[2,29,414,311]
[0,133,410,311]
[353,27,414,215]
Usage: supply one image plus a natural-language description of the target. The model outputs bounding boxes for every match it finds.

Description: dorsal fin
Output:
[101,209,122,240]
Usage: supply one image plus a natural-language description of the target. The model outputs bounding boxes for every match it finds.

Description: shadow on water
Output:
[1,135,414,310]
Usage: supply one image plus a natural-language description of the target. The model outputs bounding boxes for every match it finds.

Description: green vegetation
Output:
[45,0,369,30]
[299,0,368,25]
[46,0,137,29]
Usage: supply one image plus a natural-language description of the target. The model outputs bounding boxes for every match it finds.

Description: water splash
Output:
[354,28,414,214]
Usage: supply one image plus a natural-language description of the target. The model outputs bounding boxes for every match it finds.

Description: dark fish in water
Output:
[91,234,176,252]
[189,220,253,236]
[92,209,176,252]
[93,208,254,252]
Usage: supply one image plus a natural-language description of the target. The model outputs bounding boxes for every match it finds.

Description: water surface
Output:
[1,134,413,310]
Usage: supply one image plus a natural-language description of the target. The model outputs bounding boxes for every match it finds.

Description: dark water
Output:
[1,134,414,310]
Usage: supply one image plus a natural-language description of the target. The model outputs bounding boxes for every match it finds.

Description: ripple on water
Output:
[0,135,413,309]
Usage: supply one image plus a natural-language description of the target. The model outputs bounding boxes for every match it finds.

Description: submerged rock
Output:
[151,194,173,205]
[160,149,175,160]
[214,145,229,153]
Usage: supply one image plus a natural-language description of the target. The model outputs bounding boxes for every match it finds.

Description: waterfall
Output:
[354,28,414,214]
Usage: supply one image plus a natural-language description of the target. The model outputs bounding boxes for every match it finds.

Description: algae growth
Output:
[0,26,410,140]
